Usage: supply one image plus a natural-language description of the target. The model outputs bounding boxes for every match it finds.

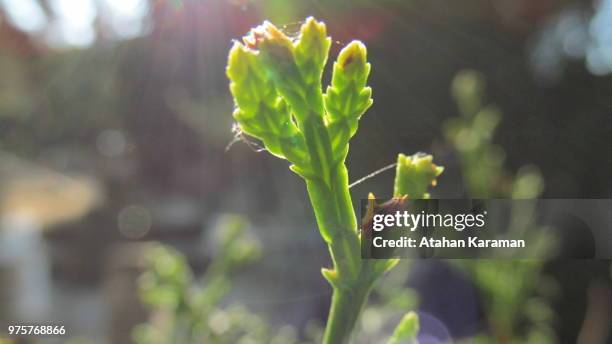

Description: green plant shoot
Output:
[227,17,442,343]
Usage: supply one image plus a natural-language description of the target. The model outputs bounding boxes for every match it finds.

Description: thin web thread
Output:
[349,162,397,189]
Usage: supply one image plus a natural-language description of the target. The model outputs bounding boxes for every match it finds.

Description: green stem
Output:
[323,284,372,344]
[299,116,370,344]
[305,167,361,279]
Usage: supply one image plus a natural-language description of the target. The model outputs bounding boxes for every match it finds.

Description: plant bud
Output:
[333,41,370,89]
[294,17,331,84]
[394,153,444,199]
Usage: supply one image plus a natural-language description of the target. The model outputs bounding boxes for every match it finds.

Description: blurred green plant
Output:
[132,214,305,344]
[446,71,555,344]
[387,311,419,344]
[445,71,544,199]
[355,260,419,342]
[227,17,442,343]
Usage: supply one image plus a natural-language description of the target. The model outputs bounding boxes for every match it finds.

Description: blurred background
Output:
[0,0,611,343]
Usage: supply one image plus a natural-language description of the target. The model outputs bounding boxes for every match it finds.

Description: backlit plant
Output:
[227,17,442,343]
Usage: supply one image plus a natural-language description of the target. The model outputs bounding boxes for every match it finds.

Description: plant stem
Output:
[305,167,361,280]
[295,114,369,343]
[323,283,372,344]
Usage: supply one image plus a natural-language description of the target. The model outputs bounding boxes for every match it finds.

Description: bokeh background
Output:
[0,0,611,343]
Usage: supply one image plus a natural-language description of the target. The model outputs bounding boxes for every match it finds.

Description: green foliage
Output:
[445,71,504,198]
[132,214,305,344]
[445,70,544,199]
[227,18,443,343]
[446,70,554,343]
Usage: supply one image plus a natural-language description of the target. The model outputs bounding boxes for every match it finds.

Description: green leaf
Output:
[388,312,420,344]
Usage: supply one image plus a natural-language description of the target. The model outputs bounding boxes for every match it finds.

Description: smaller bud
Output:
[252,21,295,71]
[244,21,309,111]
[294,17,331,83]
[240,21,298,85]
[394,153,444,199]
[324,40,373,160]
[334,41,370,89]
